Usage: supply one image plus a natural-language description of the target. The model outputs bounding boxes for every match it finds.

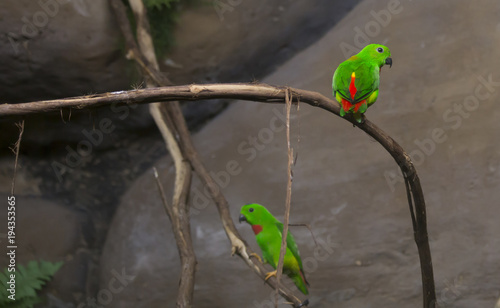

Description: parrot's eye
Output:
[377,47,384,53]
[249,208,254,213]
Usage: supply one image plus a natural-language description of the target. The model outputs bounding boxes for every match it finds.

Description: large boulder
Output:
[0,0,130,103]
[0,0,150,150]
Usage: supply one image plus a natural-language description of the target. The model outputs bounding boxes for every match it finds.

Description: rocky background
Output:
[1,0,500,307]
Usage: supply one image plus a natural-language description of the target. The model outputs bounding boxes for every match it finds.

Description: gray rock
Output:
[0,197,89,304]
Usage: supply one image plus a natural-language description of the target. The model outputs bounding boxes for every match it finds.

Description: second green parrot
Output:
[332,44,392,123]
[239,203,309,295]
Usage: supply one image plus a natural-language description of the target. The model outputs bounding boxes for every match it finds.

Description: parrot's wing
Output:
[351,62,379,102]
[333,61,379,103]
[275,222,305,272]
[332,63,353,101]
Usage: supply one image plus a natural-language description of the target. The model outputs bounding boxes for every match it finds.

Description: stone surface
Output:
[0,0,130,103]
[0,196,89,304]
[100,0,500,307]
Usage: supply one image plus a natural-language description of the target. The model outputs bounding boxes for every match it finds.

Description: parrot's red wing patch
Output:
[252,225,263,235]
[349,72,357,100]
[353,100,366,113]
[299,269,310,287]
[341,99,351,113]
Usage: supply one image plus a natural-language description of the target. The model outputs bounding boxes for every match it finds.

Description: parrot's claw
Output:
[297,299,309,307]
[249,253,263,263]
[351,113,366,124]
[264,270,278,281]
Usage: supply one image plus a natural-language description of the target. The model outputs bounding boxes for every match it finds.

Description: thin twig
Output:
[153,167,173,219]
[293,97,301,166]
[404,174,417,231]
[288,224,318,247]
[60,108,66,123]
[10,120,25,196]
[166,99,305,307]
[275,88,295,307]
[116,1,196,306]
[109,0,171,86]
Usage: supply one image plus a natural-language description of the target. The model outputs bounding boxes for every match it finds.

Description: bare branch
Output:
[0,84,309,117]
[0,82,436,307]
[153,165,195,308]
[165,99,306,307]
[10,120,25,196]
[115,0,195,306]
[109,0,171,86]
[150,101,196,307]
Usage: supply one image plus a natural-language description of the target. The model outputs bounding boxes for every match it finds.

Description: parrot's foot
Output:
[297,299,309,307]
[249,253,263,263]
[264,270,278,281]
[352,113,366,124]
[358,114,366,124]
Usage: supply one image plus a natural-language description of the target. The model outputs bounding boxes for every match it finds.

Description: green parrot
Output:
[239,203,309,295]
[332,44,392,123]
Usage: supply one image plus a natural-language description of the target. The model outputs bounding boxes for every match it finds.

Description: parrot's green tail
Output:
[289,272,309,295]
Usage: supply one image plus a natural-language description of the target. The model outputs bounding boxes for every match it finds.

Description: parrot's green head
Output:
[357,44,392,68]
[239,203,275,226]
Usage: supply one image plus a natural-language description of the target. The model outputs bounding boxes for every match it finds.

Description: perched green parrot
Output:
[332,44,392,123]
[239,203,309,295]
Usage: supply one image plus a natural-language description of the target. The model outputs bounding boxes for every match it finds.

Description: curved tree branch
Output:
[0,83,436,307]
[165,100,307,306]
[111,0,306,304]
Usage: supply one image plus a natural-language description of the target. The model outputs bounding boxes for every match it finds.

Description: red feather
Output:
[299,269,310,286]
[252,225,263,235]
[341,98,351,112]
[349,72,357,100]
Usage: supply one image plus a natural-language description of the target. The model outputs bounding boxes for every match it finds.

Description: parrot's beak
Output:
[385,57,392,68]
[239,214,247,223]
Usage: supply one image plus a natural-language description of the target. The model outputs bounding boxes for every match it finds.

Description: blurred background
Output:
[1,0,500,307]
